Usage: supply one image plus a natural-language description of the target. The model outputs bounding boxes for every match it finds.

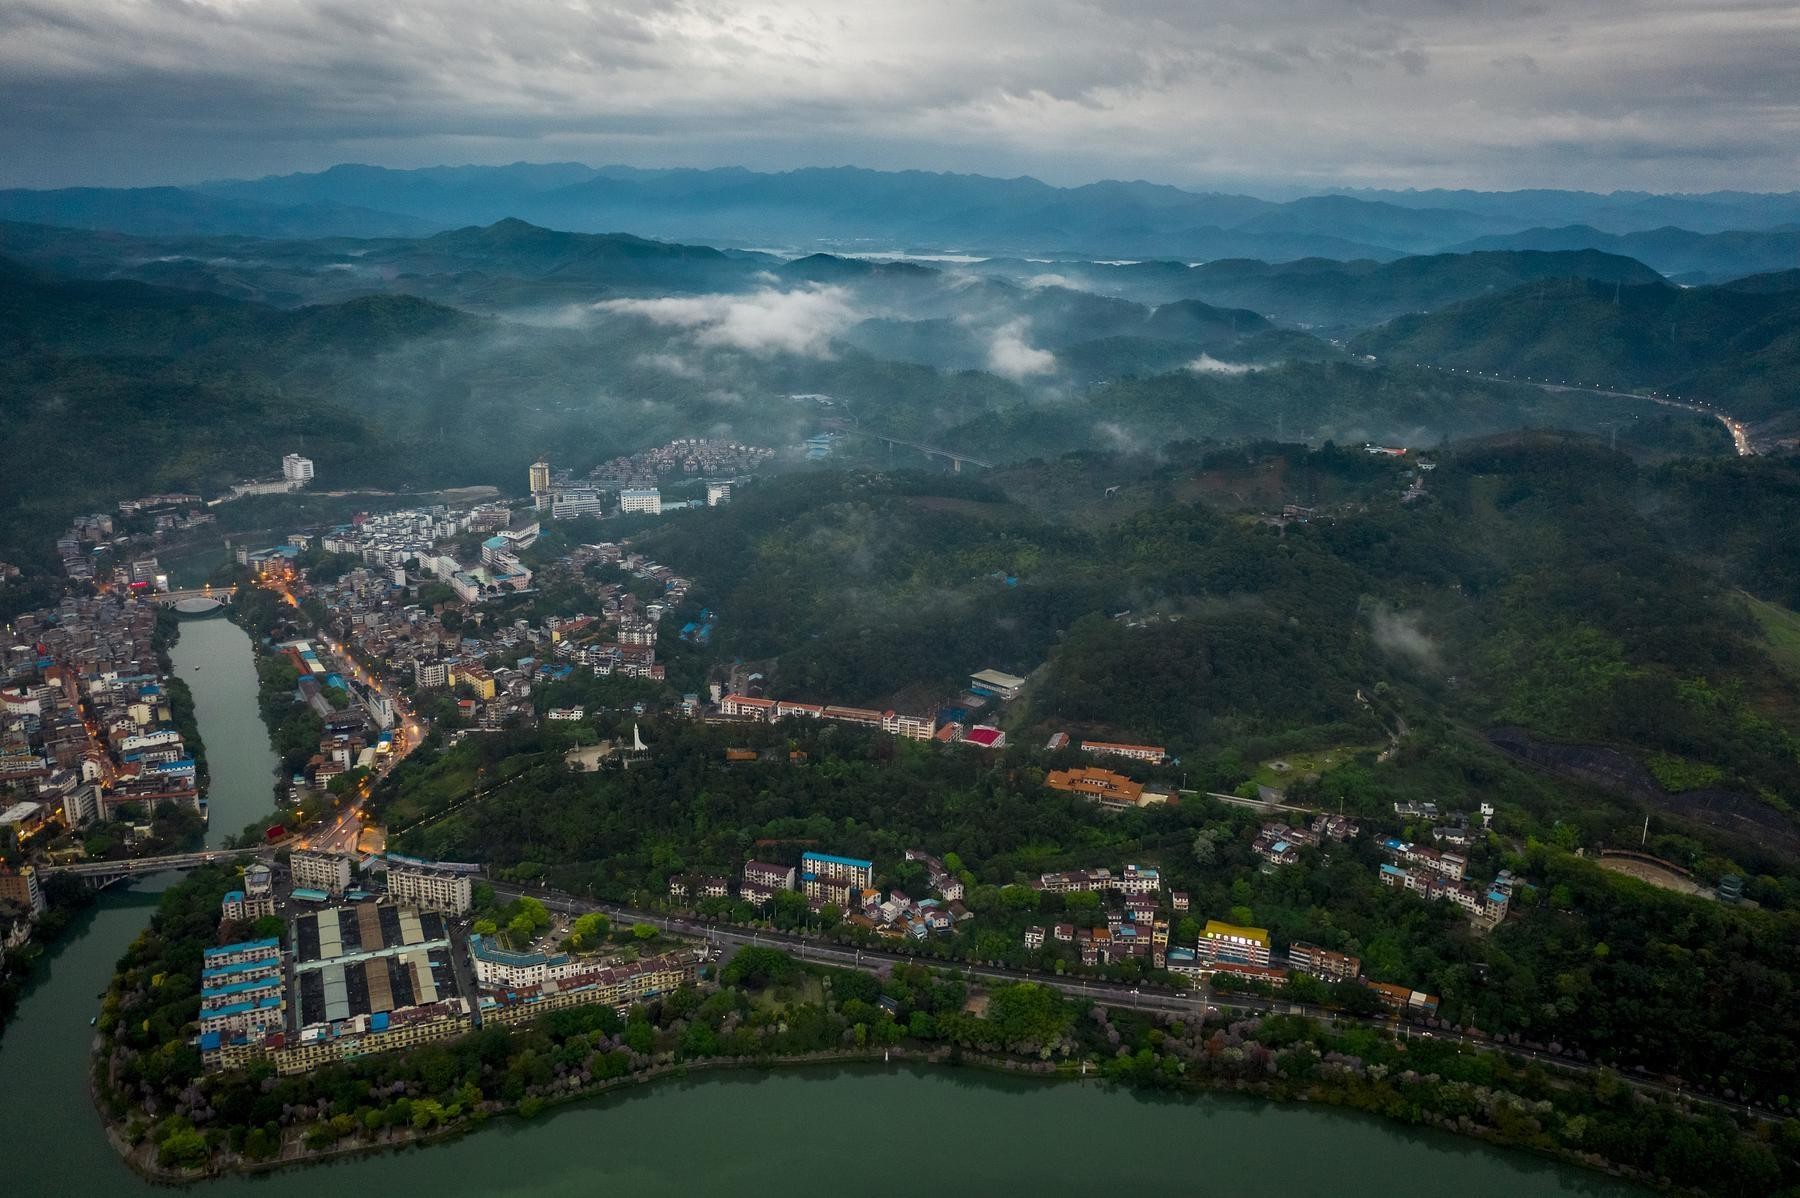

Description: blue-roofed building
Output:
[199,993,285,1037]
[800,851,873,893]
[202,955,281,982]
[469,933,573,988]
[203,938,281,968]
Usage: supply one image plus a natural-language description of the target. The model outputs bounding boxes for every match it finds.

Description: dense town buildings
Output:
[1,592,199,832]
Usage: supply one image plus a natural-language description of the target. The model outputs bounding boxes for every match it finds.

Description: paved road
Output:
[491,881,1776,1123]
[276,590,426,855]
[1403,363,1755,456]
[495,883,1210,1020]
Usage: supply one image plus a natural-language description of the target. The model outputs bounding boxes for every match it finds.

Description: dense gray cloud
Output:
[0,1,1795,190]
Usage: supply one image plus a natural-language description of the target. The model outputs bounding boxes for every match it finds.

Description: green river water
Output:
[166,612,282,848]
[0,613,1649,1197]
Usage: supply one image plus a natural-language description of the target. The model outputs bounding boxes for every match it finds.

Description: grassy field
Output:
[1745,592,1800,683]
[1248,743,1380,791]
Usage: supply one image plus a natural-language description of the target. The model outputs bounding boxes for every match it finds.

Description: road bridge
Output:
[146,585,238,612]
[855,433,993,471]
[39,846,264,886]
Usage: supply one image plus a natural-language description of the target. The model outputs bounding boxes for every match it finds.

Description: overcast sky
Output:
[2,0,1795,193]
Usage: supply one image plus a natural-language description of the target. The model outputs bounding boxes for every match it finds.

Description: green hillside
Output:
[1353,276,1800,428]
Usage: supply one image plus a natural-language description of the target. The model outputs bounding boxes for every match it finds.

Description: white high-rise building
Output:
[282,454,315,484]
[706,481,732,507]
[619,487,662,515]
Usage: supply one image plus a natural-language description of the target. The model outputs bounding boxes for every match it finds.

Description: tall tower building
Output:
[529,458,552,510]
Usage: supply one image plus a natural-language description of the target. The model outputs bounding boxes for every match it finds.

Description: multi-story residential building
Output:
[199,939,286,1039]
[385,856,476,914]
[469,934,575,989]
[282,453,315,484]
[718,693,934,742]
[1037,867,1114,894]
[738,879,777,907]
[221,862,276,923]
[290,850,354,897]
[1253,822,1319,867]
[551,488,605,520]
[1080,740,1167,764]
[1118,864,1161,895]
[802,874,855,907]
[1287,941,1361,982]
[202,937,282,971]
[414,659,451,689]
[705,481,732,507]
[0,863,46,916]
[1199,920,1271,968]
[1379,862,1509,922]
[1024,925,1045,950]
[669,874,730,901]
[61,782,102,827]
[479,952,697,1026]
[743,860,796,890]
[454,664,497,700]
[882,712,935,741]
[801,851,873,891]
[530,459,552,509]
[619,488,662,515]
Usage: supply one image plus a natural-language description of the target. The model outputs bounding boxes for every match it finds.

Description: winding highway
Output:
[1406,363,1755,456]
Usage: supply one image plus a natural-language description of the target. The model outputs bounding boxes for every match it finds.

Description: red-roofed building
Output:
[963,725,1006,749]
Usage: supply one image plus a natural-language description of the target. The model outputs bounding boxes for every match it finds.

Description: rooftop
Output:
[1202,919,1270,947]
[202,937,280,961]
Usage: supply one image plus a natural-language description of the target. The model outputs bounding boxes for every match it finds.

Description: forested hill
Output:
[0,262,470,564]
[1352,276,1800,431]
[633,447,1800,862]
[0,256,472,360]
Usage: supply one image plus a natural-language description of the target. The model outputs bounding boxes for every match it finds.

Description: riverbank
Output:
[105,1045,1666,1192]
[91,868,1771,1194]
[0,877,1660,1198]
[0,877,94,1035]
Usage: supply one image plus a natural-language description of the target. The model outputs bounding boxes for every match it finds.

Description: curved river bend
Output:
[0,617,1649,1197]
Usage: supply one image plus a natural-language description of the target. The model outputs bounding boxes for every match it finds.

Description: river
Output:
[166,612,282,847]
[0,616,1647,1196]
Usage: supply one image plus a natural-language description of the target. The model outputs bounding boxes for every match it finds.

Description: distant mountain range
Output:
[5,163,1799,280]
[1445,226,1800,283]
[0,185,435,239]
